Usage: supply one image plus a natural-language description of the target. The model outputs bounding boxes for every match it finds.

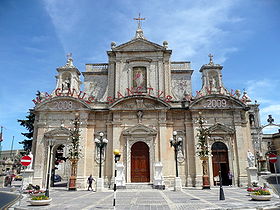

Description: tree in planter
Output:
[18,110,35,153]
[196,112,210,189]
[67,113,83,191]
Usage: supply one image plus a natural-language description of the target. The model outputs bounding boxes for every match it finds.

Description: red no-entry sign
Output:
[20,155,32,166]
[269,154,277,164]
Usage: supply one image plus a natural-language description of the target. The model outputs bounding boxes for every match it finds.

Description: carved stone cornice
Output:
[123,124,157,136]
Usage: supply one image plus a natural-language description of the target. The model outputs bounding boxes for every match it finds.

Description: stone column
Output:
[185,118,195,187]
[32,127,47,187]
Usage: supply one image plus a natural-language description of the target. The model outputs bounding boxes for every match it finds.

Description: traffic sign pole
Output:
[18,166,26,207]
[274,163,279,185]
[268,154,278,186]
[19,156,31,206]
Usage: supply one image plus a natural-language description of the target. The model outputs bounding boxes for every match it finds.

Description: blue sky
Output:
[0,0,280,151]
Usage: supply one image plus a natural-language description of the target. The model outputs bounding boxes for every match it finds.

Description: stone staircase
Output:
[123,182,154,189]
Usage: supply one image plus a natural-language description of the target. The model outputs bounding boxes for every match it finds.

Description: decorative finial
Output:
[134,13,145,29]
[163,41,168,48]
[208,53,214,65]
[267,115,274,124]
[111,41,116,49]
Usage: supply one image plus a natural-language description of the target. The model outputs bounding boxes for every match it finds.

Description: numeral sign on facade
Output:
[204,99,227,108]
[53,101,73,110]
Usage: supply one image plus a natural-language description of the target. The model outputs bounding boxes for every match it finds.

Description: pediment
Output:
[35,96,91,112]
[189,95,247,110]
[123,124,157,136]
[208,123,235,135]
[44,127,71,138]
[113,39,166,51]
[109,96,170,110]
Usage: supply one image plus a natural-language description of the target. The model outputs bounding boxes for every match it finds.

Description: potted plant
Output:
[27,195,52,206]
[250,188,272,201]
[247,187,261,195]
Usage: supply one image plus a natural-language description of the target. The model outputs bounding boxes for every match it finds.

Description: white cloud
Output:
[245,79,280,125]
[42,0,243,67]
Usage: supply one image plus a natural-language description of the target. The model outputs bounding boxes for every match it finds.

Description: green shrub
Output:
[252,189,271,196]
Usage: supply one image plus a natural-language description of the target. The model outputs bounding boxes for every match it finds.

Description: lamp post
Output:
[196,112,210,189]
[94,132,108,191]
[68,113,82,191]
[45,139,55,197]
[113,149,121,210]
[170,131,183,191]
[257,115,280,173]
[170,131,182,177]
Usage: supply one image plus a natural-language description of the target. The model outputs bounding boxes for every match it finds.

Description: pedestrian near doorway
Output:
[87,175,95,191]
[228,171,233,187]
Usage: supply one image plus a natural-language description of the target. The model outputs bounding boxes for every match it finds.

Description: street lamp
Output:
[257,115,280,173]
[45,139,55,197]
[94,132,108,178]
[113,149,121,210]
[170,131,183,191]
[170,131,183,177]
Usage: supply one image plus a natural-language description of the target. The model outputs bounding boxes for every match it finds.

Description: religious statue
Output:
[247,151,255,167]
[134,71,144,88]
[62,78,71,91]
[137,110,143,123]
[133,67,146,89]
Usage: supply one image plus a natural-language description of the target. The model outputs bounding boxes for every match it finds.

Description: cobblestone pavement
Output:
[9,187,280,210]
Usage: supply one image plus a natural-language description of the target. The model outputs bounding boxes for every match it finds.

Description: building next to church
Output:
[30,20,261,190]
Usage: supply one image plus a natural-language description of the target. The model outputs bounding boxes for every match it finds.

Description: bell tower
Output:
[198,54,229,96]
[54,53,81,93]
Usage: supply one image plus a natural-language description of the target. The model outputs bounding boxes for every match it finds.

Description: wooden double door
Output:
[131,141,150,182]
[211,142,230,186]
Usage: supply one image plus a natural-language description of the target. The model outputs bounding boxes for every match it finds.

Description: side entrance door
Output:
[131,141,150,182]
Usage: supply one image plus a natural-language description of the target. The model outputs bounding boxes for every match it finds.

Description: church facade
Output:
[31,24,260,189]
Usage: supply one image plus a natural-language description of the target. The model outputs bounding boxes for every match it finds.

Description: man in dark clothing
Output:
[87,175,95,191]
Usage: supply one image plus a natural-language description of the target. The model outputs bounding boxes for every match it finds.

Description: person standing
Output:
[87,175,94,191]
[228,170,233,187]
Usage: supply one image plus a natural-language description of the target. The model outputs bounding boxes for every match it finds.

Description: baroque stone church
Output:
[31,20,261,189]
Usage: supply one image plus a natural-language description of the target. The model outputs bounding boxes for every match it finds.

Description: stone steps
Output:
[124,182,153,189]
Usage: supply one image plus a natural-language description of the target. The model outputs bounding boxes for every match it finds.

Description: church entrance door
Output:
[131,141,150,182]
[211,142,230,186]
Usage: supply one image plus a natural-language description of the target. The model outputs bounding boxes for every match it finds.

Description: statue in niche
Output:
[209,77,218,91]
[62,78,71,91]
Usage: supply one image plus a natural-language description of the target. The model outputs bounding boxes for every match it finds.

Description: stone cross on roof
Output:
[134,13,145,29]
[64,52,75,68]
[208,53,214,65]
[67,53,72,60]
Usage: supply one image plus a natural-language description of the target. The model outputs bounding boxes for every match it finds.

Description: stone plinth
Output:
[96,178,104,192]
[174,177,182,191]
[116,163,126,189]
[22,169,34,190]
[246,167,258,186]
[153,162,165,189]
